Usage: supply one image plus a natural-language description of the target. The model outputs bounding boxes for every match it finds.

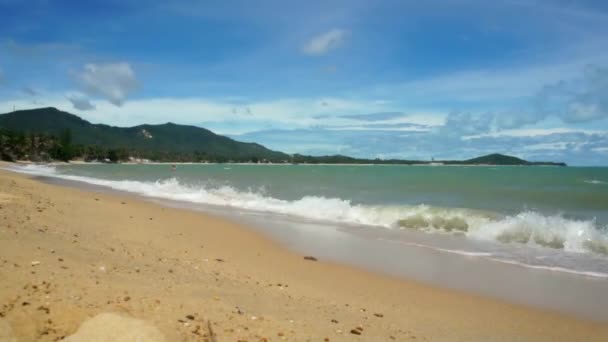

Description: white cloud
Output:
[536,65,608,123]
[463,127,605,140]
[74,62,138,106]
[523,142,570,151]
[324,125,431,132]
[66,92,95,111]
[593,147,608,153]
[301,29,347,56]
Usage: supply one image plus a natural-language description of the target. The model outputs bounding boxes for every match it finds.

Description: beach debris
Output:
[99,266,106,272]
[207,320,217,342]
[22,301,30,306]
[123,296,131,302]
[31,260,41,266]
[303,256,318,261]
[350,329,362,335]
[250,316,257,320]
[331,319,338,323]
[215,258,224,262]
[37,305,50,314]
[191,324,202,336]
[374,313,384,318]
[186,314,195,320]
[234,306,245,315]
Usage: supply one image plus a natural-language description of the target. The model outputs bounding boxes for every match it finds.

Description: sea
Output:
[8,163,608,319]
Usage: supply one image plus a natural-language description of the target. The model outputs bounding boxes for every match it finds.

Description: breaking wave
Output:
[10,164,608,256]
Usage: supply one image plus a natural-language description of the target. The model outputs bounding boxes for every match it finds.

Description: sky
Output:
[1,0,608,165]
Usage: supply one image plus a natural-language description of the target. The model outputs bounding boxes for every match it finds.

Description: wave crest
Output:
[8,164,608,256]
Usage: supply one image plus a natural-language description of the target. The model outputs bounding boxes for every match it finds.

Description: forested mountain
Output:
[0,107,288,162]
[0,107,566,166]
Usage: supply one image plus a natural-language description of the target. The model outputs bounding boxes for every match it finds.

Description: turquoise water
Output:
[11,163,608,276]
[53,163,608,221]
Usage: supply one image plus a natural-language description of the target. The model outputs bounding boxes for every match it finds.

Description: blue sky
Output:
[1,0,608,165]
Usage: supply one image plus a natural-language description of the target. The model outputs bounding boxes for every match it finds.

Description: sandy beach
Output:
[1,166,607,341]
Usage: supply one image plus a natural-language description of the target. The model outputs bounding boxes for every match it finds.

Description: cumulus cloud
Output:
[67,92,95,111]
[436,65,608,135]
[302,29,347,56]
[536,65,608,123]
[75,62,138,106]
[439,111,494,136]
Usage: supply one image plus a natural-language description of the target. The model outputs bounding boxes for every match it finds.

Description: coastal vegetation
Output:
[0,107,566,166]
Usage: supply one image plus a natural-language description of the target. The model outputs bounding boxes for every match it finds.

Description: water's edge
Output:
[14,170,608,322]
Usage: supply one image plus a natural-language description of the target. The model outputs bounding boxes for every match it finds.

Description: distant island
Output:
[0,107,566,166]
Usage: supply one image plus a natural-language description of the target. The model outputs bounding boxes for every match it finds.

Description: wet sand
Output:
[1,166,607,341]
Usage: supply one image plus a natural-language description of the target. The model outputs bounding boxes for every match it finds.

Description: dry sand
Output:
[0,166,607,341]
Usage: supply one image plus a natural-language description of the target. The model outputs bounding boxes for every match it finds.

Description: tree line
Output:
[0,128,286,163]
[0,129,129,163]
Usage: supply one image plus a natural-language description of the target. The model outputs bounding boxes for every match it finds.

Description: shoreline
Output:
[1,166,607,340]
[6,162,608,316]
[13,160,569,167]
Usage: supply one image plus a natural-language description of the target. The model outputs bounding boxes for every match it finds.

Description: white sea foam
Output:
[585,179,607,185]
[378,239,494,257]
[9,164,608,257]
[487,258,608,278]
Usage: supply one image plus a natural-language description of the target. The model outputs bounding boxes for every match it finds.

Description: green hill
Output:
[463,153,528,165]
[456,153,566,166]
[0,107,289,162]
